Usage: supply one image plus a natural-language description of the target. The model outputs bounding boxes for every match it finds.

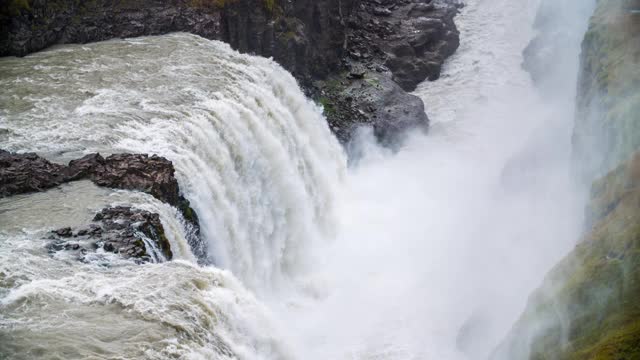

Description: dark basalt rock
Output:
[312,0,461,144]
[48,206,173,264]
[0,0,222,57]
[0,149,69,196]
[1,0,461,145]
[2,150,185,205]
[68,153,182,206]
[321,73,429,145]
[0,150,201,255]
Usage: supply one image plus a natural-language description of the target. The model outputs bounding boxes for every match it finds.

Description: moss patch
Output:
[494,152,640,360]
[574,0,640,180]
[0,0,31,17]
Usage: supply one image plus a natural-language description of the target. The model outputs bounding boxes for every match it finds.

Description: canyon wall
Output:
[494,1,640,359]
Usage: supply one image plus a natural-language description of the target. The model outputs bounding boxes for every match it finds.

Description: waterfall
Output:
[0,0,594,358]
[0,33,346,292]
[0,33,344,359]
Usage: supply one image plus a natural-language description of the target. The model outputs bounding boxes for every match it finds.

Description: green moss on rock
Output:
[0,0,30,17]
[493,152,640,360]
[573,0,640,181]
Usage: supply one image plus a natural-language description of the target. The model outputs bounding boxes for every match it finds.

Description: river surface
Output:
[0,0,590,359]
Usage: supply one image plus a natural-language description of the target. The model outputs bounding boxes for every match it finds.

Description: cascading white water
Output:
[0,34,343,359]
[1,0,593,358]
[0,33,346,292]
[267,0,591,359]
[0,182,294,359]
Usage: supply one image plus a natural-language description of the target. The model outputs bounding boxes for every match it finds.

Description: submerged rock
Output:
[48,206,173,264]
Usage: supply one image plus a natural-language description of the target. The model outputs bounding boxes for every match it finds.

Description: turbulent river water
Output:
[0,0,591,359]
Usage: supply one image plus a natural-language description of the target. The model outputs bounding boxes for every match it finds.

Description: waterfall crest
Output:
[0,33,346,291]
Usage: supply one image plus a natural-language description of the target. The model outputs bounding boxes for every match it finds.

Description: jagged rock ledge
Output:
[48,207,173,264]
[0,150,195,215]
[0,149,203,261]
[315,0,460,143]
[0,0,460,145]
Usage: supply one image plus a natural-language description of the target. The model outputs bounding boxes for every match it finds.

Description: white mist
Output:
[272,0,591,359]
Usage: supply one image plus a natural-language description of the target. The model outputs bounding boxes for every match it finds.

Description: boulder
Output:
[0,149,69,196]
[48,206,173,263]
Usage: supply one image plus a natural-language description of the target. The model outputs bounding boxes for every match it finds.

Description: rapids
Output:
[0,0,592,359]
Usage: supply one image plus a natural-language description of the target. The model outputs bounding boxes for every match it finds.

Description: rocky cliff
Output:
[0,150,205,262]
[493,1,640,359]
[0,0,460,144]
[573,0,640,182]
[493,152,640,360]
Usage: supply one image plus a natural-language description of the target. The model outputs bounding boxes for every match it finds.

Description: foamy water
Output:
[0,0,593,358]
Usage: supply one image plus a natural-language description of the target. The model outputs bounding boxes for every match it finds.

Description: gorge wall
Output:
[573,0,640,182]
[0,0,460,143]
[493,0,640,359]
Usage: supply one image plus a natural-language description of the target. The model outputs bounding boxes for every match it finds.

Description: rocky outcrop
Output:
[67,153,188,208]
[492,152,640,360]
[0,150,199,235]
[1,149,205,263]
[0,149,69,196]
[0,0,222,57]
[0,0,460,144]
[3,151,183,203]
[313,0,461,143]
[48,206,173,264]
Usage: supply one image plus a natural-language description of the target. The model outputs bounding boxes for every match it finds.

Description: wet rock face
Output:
[0,150,200,242]
[0,149,69,196]
[2,150,180,205]
[572,0,640,183]
[0,0,223,57]
[492,152,640,360]
[313,0,461,144]
[324,73,430,145]
[1,150,206,263]
[68,153,182,206]
[359,0,461,92]
[48,206,173,264]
